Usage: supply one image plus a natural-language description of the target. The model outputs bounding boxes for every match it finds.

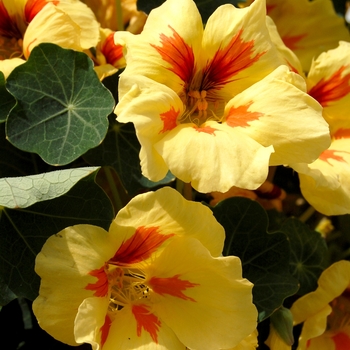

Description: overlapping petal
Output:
[290,260,350,350]
[145,236,257,350]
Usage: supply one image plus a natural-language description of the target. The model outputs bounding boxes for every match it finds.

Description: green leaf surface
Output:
[0,71,16,123]
[6,43,114,165]
[137,0,243,22]
[84,120,175,195]
[212,197,299,322]
[0,167,100,208]
[280,218,329,295]
[0,276,17,306]
[0,170,114,302]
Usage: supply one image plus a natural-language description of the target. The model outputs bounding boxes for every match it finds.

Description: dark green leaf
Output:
[6,43,114,165]
[0,170,114,301]
[0,71,16,123]
[137,0,244,22]
[84,120,175,195]
[280,218,329,295]
[212,197,299,322]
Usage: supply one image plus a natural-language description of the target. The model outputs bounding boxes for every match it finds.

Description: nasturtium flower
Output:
[291,42,350,215]
[0,0,100,75]
[290,260,350,350]
[114,0,331,194]
[33,187,257,350]
[240,0,350,72]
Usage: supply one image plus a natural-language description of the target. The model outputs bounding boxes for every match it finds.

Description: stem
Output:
[115,0,124,31]
[299,205,315,223]
[104,166,124,213]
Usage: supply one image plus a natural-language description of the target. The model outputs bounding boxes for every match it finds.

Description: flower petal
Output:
[291,260,350,325]
[146,236,257,350]
[112,186,225,257]
[115,0,203,94]
[32,224,118,345]
[224,65,331,165]
[154,121,273,192]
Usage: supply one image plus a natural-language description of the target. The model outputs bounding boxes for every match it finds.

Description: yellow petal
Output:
[112,186,225,257]
[291,260,350,325]
[293,137,350,215]
[0,57,25,78]
[265,324,291,350]
[32,224,118,345]
[154,121,273,192]
[225,65,331,166]
[146,236,257,350]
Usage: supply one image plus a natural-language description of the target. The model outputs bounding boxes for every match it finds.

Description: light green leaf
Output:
[6,43,114,165]
[0,170,114,301]
[212,197,299,322]
[0,167,99,208]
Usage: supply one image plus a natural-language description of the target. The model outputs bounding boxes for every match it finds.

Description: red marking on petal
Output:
[0,2,22,38]
[201,29,265,92]
[101,32,124,67]
[266,4,277,14]
[308,66,350,107]
[25,0,59,23]
[333,128,350,139]
[132,304,161,343]
[319,149,350,165]
[100,314,112,347]
[159,106,179,133]
[226,102,263,127]
[282,34,307,51]
[193,125,217,134]
[149,274,199,302]
[109,226,174,265]
[85,265,109,297]
[151,25,195,86]
[332,332,350,350]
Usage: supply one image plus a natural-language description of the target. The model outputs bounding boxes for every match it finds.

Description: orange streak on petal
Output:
[132,304,161,343]
[149,274,199,302]
[100,314,112,347]
[101,32,124,67]
[151,25,195,85]
[159,106,179,133]
[308,66,350,107]
[109,226,174,265]
[193,125,217,134]
[85,265,109,297]
[226,102,263,128]
[282,33,307,50]
[333,128,350,139]
[25,0,59,23]
[319,149,350,166]
[332,332,350,350]
[201,29,266,91]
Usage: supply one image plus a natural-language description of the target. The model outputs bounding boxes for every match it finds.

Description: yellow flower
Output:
[33,187,257,350]
[0,0,100,76]
[240,0,350,72]
[290,260,350,350]
[114,0,330,193]
[291,42,350,215]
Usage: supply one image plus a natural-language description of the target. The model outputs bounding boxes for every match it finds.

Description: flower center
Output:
[107,266,148,313]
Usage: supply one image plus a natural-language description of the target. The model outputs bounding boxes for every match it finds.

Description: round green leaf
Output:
[0,71,16,123]
[212,197,299,322]
[6,43,114,165]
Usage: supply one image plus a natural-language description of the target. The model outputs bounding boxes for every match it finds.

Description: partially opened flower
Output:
[115,0,330,194]
[33,187,257,350]
[290,260,350,350]
[0,0,100,76]
[291,42,350,215]
[240,0,350,72]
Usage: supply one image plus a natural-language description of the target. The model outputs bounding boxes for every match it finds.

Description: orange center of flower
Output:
[152,25,265,127]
